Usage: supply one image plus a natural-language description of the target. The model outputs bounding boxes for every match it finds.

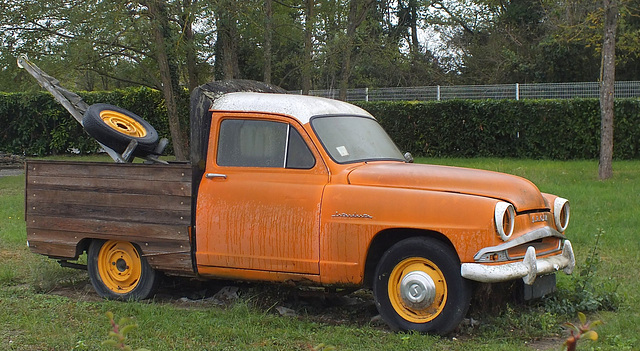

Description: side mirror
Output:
[404,152,414,163]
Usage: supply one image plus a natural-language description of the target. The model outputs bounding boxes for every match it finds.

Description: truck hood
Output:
[347,163,547,212]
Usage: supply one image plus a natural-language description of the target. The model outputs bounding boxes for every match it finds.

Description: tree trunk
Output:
[264,0,273,84]
[216,3,240,80]
[183,0,199,92]
[302,0,314,94]
[147,0,188,160]
[599,0,617,180]
[338,0,374,100]
[409,0,419,55]
[339,1,359,101]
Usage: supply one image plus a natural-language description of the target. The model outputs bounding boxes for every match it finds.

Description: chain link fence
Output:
[295,81,640,101]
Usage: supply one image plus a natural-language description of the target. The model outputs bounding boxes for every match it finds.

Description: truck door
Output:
[196,114,328,275]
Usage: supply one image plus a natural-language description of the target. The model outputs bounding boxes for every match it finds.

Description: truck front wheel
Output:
[87,240,159,300]
[372,237,472,334]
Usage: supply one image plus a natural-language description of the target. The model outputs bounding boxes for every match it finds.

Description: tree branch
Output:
[79,67,157,89]
[431,1,475,35]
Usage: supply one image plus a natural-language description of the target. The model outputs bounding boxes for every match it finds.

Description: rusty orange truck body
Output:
[26,92,574,334]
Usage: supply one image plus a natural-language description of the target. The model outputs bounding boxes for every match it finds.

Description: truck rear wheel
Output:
[372,237,471,334]
[87,240,159,300]
[83,104,159,157]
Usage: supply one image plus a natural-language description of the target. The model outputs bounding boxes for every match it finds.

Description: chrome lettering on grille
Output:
[531,214,548,223]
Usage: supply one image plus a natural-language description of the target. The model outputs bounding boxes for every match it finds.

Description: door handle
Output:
[205,173,227,179]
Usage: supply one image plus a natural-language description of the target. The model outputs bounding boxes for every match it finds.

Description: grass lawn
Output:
[1,157,638,350]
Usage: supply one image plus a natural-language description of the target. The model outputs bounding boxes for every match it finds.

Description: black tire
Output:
[372,237,472,334]
[87,239,160,300]
[82,103,159,156]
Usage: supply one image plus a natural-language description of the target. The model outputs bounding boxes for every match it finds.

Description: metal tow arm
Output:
[16,56,165,163]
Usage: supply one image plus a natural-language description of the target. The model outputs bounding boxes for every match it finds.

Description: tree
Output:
[144,0,188,160]
[539,0,640,177]
[215,0,240,80]
[0,0,210,159]
[339,0,375,100]
[181,0,200,92]
[344,1,447,88]
[263,0,273,84]
[301,0,315,94]
[6,0,638,114]
[599,0,617,180]
[431,0,552,83]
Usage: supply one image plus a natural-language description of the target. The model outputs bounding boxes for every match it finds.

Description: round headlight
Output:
[554,197,570,232]
[494,202,515,241]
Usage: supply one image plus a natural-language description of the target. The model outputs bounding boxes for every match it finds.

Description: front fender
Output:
[318,184,499,285]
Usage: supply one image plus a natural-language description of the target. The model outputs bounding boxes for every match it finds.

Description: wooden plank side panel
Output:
[25,161,195,276]
[28,217,189,242]
[29,189,189,211]
[28,176,190,196]
[27,160,191,181]
[146,253,194,275]
[140,240,194,275]
[28,239,80,258]
[28,203,190,226]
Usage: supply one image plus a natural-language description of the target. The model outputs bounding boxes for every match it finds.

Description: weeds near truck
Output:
[28,257,88,293]
[543,228,620,316]
[102,311,150,351]
[563,312,601,351]
[1,157,640,350]
[0,264,18,285]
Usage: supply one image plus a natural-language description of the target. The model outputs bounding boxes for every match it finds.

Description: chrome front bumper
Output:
[460,240,575,285]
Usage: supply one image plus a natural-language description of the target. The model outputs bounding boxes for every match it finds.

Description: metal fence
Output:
[295,81,640,101]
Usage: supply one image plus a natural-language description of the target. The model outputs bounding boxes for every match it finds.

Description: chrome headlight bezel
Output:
[554,197,570,232]
[495,201,515,241]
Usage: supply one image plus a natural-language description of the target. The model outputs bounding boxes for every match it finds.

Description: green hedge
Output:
[359,99,640,160]
[0,87,185,156]
[1,90,639,159]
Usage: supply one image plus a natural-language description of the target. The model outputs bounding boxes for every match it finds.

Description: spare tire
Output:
[83,103,159,156]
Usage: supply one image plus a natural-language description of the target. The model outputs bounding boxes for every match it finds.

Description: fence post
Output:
[365,87,369,102]
[516,83,520,100]
[437,85,441,101]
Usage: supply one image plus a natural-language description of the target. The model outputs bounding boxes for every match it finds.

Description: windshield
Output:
[311,115,404,164]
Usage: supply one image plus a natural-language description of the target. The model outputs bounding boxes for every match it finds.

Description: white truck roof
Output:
[210,92,374,124]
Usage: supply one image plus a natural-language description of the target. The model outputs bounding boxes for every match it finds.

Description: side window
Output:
[217,119,315,169]
[286,128,316,169]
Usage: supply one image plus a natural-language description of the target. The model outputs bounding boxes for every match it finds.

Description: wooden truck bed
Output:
[25,160,195,276]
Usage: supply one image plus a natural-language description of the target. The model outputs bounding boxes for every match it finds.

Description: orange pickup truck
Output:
[25,92,574,334]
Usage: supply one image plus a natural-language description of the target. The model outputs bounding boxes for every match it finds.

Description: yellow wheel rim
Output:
[100,110,147,138]
[97,240,142,294]
[388,257,448,323]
